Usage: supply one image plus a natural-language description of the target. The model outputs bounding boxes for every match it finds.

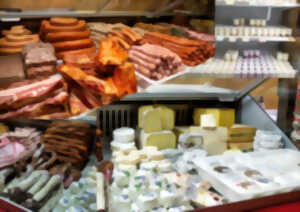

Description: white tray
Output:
[195,149,300,202]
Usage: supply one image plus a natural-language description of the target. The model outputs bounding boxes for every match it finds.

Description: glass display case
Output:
[0,0,299,212]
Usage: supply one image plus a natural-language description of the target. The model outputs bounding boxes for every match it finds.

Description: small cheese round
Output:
[160,190,180,208]
[137,192,159,212]
[118,164,137,176]
[111,141,136,153]
[157,161,173,173]
[148,151,164,161]
[140,162,157,172]
[113,127,135,143]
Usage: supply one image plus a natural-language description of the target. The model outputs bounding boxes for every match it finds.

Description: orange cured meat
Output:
[56,46,96,59]
[50,17,79,26]
[52,38,94,51]
[45,30,91,42]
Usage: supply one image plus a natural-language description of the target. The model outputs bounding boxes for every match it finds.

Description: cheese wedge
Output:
[205,109,235,128]
[228,124,256,143]
[138,105,154,128]
[158,106,175,130]
[193,108,207,125]
[193,108,235,128]
[141,108,163,133]
[190,126,227,155]
[139,130,176,150]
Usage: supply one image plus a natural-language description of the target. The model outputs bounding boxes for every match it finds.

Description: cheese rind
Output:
[193,108,207,125]
[139,130,176,150]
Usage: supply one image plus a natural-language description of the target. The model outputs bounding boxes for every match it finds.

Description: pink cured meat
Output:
[129,53,156,70]
[0,91,68,119]
[0,142,25,168]
[129,49,161,65]
[131,44,182,63]
[0,74,62,110]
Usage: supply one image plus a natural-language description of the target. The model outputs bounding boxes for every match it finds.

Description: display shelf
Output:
[216,1,300,8]
[0,10,208,21]
[216,35,296,42]
[186,54,297,78]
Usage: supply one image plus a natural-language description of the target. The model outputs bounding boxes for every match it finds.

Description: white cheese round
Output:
[137,192,159,212]
[113,127,135,143]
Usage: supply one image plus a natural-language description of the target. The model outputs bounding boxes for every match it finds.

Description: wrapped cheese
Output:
[139,130,176,150]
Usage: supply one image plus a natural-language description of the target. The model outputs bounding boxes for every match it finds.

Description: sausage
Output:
[0,47,22,54]
[120,27,136,42]
[109,36,130,50]
[50,17,78,26]
[0,36,39,48]
[33,175,61,202]
[52,38,94,51]
[56,45,96,59]
[2,28,32,36]
[6,34,39,42]
[41,20,86,34]
[45,29,90,42]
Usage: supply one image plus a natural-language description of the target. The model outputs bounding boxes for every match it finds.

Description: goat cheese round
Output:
[113,127,135,143]
[160,189,180,208]
[137,192,159,212]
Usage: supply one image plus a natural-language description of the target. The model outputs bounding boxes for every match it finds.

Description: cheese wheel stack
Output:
[40,17,96,59]
[0,25,40,55]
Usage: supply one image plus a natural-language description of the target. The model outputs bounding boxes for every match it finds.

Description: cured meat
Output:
[50,17,79,26]
[42,121,93,169]
[55,45,96,59]
[129,44,185,80]
[143,32,215,66]
[0,91,68,119]
[0,75,63,111]
[113,62,137,97]
[40,20,86,35]
[63,52,97,69]
[45,30,90,42]
[0,36,39,48]
[0,26,39,55]
[69,92,89,115]
[26,65,56,79]
[0,142,25,168]
[52,38,94,51]
[22,42,57,67]
[97,37,128,68]
[58,65,118,96]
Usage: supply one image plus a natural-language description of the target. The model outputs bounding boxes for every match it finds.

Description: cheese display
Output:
[139,130,176,150]
[158,106,175,130]
[193,108,235,128]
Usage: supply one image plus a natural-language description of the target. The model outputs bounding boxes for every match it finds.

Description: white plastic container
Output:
[195,149,300,202]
